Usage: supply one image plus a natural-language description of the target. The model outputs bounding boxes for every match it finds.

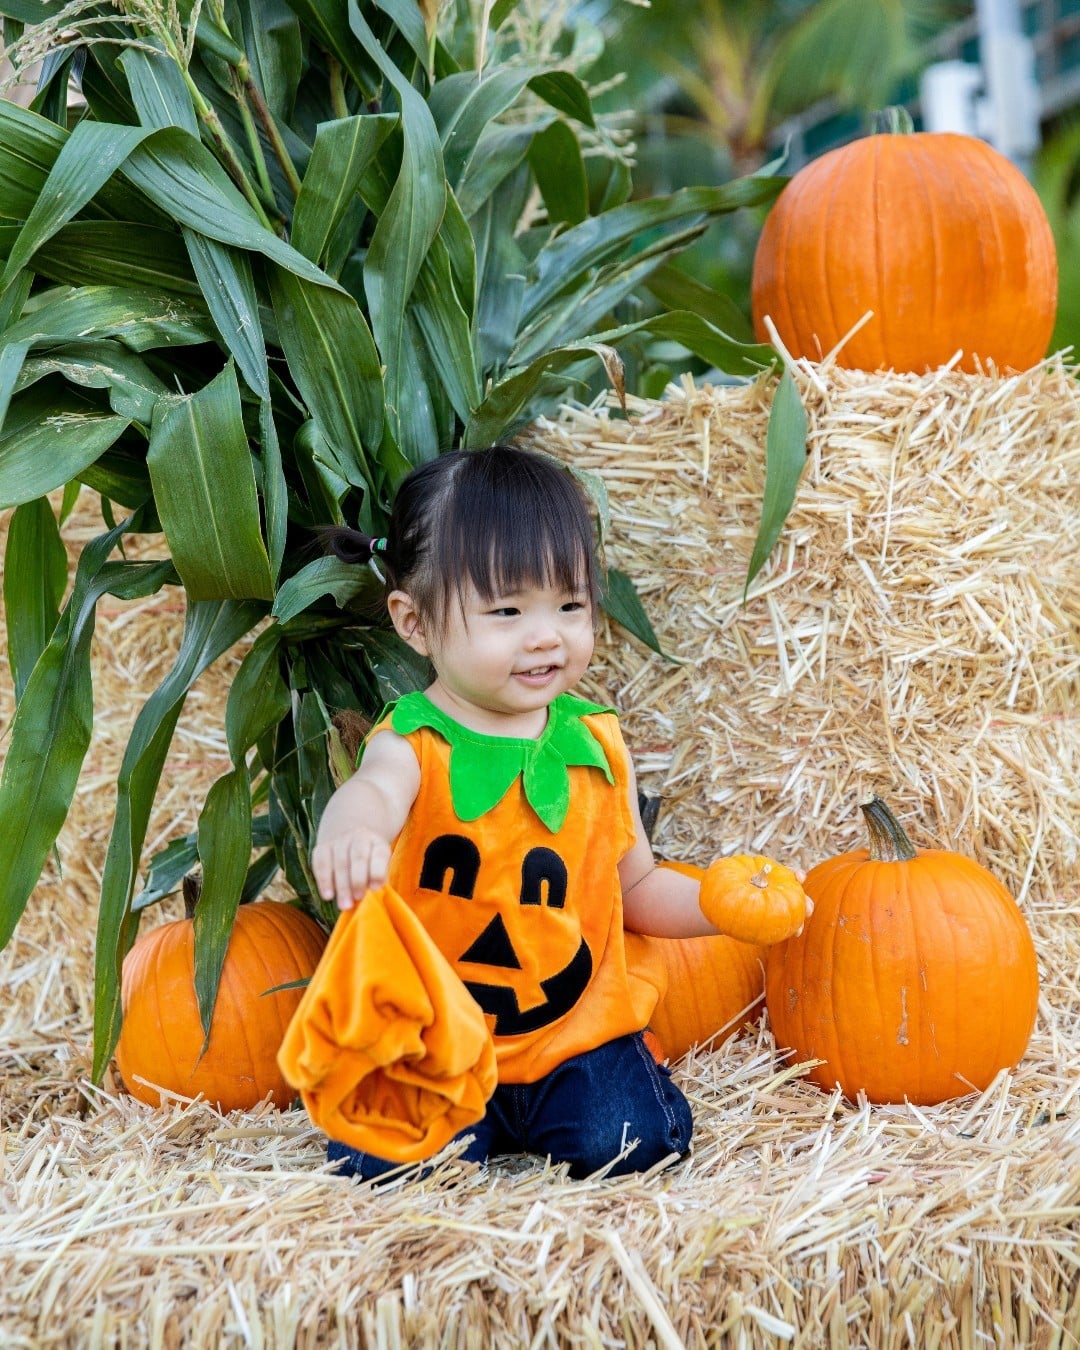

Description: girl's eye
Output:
[561,600,586,613]
[492,606,519,617]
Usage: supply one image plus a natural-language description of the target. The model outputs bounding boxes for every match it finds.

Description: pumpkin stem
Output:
[858,795,918,862]
[750,863,772,889]
[870,106,915,137]
[182,869,203,921]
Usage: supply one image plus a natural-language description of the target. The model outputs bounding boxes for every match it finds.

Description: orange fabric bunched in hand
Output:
[277,885,498,1163]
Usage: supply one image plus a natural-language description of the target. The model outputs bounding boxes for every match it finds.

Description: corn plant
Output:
[0,0,795,1079]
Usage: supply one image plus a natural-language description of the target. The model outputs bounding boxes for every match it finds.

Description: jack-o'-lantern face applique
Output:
[377,692,627,1040]
[416,833,593,1035]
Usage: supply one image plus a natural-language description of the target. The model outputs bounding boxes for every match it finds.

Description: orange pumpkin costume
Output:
[370,691,660,1083]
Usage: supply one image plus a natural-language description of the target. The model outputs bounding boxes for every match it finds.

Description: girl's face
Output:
[389,575,595,737]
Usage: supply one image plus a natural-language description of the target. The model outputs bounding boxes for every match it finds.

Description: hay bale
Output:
[523,360,1080,904]
[3,366,1080,1346]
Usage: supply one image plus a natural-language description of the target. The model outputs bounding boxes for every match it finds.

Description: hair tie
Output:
[372,537,388,556]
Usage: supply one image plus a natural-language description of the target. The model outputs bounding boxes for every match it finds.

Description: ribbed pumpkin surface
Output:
[115,901,327,1111]
[627,930,766,1061]
[751,131,1057,374]
[765,847,1039,1105]
[626,860,767,1060]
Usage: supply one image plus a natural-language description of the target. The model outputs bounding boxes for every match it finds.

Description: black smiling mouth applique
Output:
[418,834,594,1035]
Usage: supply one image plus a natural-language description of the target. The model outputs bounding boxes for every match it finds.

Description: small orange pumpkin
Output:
[699,853,809,945]
[115,895,327,1112]
[751,126,1057,374]
[765,796,1040,1105]
[626,861,767,1061]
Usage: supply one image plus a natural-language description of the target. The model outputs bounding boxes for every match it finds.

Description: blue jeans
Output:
[326,1031,693,1182]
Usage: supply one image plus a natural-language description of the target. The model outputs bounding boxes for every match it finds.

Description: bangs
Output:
[427,452,598,621]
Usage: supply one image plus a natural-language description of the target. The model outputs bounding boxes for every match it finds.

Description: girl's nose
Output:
[526,622,560,650]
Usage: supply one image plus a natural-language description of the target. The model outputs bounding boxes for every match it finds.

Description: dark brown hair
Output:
[322,446,600,631]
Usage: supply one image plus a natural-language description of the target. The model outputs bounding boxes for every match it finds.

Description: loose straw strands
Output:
[523,361,1079,907]
[3,363,1080,1345]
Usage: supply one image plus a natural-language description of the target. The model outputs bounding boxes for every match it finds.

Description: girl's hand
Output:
[309,728,421,910]
[312,826,393,911]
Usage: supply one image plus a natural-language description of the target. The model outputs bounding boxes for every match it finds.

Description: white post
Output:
[973,0,1041,171]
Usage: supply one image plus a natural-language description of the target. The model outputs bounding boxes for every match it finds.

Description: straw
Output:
[2,362,1079,1346]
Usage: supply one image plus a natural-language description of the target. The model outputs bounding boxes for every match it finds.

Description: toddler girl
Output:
[312,444,805,1180]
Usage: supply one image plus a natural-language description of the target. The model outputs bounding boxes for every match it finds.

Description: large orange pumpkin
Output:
[751,128,1057,374]
[764,797,1040,1105]
[626,861,768,1061]
[115,896,327,1111]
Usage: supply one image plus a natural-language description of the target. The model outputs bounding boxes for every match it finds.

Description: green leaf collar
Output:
[381,691,616,832]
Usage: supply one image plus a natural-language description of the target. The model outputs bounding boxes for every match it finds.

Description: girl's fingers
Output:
[312,846,335,903]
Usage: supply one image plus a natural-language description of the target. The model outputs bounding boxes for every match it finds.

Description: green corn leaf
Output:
[0,269,32,334]
[183,231,269,398]
[454,124,534,219]
[192,9,247,64]
[348,0,447,456]
[523,178,786,324]
[0,384,131,510]
[78,45,140,127]
[362,628,430,701]
[527,71,595,128]
[644,262,756,344]
[430,67,537,185]
[118,127,341,288]
[258,399,288,587]
[467,314,775,447]
[744,369,809,599]
[93,597,266,1080]
[133,832,200,912]
[224,627,291,764]
[394,308,444,461]
[439,187,477,318]
[277,0,377,97]
[600,566,667,658]
[529,120,588,226]
[231,0,303,122]
[0,2,54,21]
[0,519,174,952]
[191,625,292,1036]
[133,815,276,913]
[0,121,154,296]
[272,556,377,625]
[412,234,482,421]
[291,114,395,266]
[0,338,30,427]
[193,766,253,1042]
[148,363,275,601]
[120,46,200,135]
[16,340,169,425]
[375,0,431,72]
[77,446,154,512]
[510,222,710,366]
[269,266,385,492]
[4,284,216,351]
[31,221,201,299]
[0,99,158,225]
[473,183,529,371]
[3,496,67,701]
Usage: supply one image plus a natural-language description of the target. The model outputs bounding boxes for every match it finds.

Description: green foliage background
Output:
[6,0,1071,1087]
[0,0,804,1079]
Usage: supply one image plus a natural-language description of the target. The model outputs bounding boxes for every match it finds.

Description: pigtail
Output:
[313,525,387,566]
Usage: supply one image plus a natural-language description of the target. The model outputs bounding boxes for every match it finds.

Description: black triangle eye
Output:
[520,847,567,909]
[418,834,480,897]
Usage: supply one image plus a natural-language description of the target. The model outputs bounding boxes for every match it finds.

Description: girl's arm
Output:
[312,729,421,910]
[618,753,810,939]
[617,754,718,938]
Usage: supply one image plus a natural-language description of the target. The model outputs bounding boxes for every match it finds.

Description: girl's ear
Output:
[388,590,430,656]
